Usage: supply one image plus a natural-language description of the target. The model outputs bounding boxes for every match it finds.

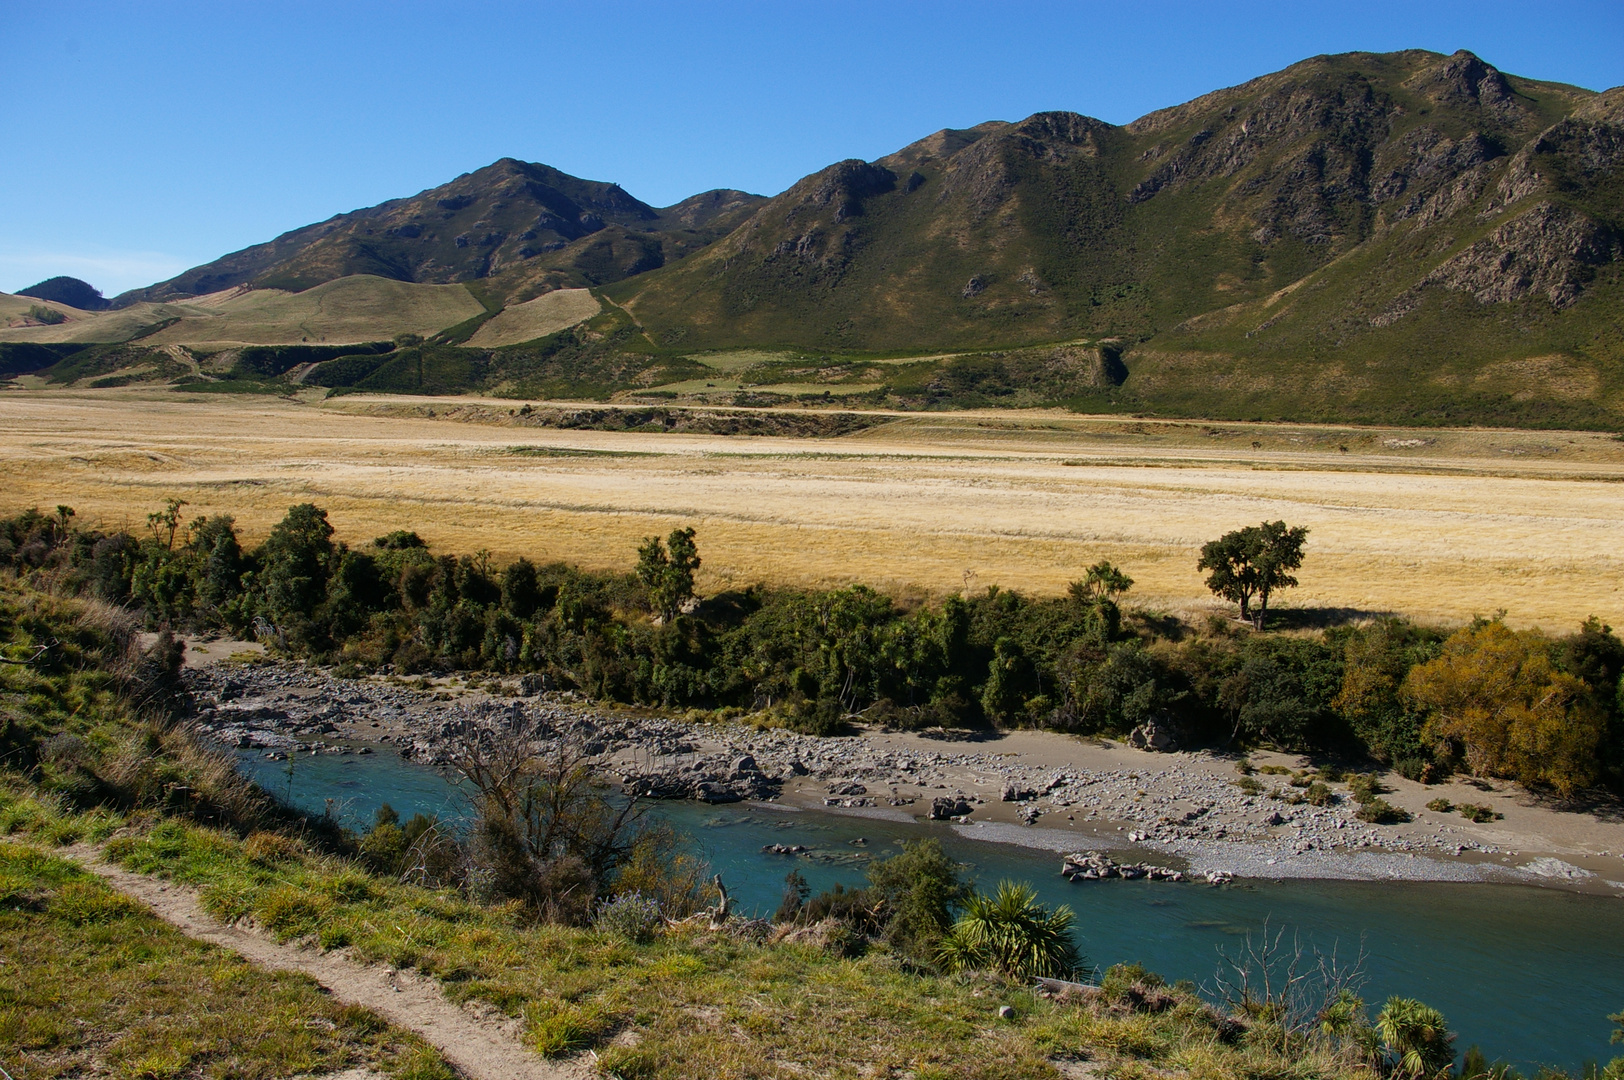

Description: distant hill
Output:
[13,49,1624,428]
[17,276,109,310]
[113,160,765,306]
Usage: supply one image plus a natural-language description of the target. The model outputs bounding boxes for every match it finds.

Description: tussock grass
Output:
[2,391,1623,628]
[465,288,601,347]
[0,839,453,1080]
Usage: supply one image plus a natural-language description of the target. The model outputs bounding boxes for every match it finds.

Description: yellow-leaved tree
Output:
[1401,621,1603,797]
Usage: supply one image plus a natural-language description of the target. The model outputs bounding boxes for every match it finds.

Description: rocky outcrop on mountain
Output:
[1405,48,1525,121]
[1425,202,1621,307]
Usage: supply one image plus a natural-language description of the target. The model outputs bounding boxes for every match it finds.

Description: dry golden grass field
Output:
[3,387,1622,630]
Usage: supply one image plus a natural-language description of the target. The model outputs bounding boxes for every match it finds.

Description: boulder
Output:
[1127,715,1179,752]
[928,796,974,820]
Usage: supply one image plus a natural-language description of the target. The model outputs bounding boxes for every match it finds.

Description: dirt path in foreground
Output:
[66,847,585,1080]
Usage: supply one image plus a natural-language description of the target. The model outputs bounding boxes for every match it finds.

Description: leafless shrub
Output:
[446,713,654,923]
[1208,918,1371,1055]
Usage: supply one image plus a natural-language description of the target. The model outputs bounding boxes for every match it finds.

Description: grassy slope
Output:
[607,51,1623,426]
[0,841,453,1080]
[464,288,602,347]
[0,795,1373,1080]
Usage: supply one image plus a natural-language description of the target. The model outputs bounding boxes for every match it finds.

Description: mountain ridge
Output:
[113,158,767,307]
[10,48,1623,429]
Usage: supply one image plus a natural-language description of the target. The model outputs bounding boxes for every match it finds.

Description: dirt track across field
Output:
[5,388,1623,628]
[67,846,584,1080]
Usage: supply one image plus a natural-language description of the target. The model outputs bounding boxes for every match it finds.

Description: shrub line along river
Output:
[234,745,1624,1072]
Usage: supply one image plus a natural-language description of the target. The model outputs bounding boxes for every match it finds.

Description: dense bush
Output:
[5,501,1623,793]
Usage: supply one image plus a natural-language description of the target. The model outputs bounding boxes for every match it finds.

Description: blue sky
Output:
[4,0,1621,296]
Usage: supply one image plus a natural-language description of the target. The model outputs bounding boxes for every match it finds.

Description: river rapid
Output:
[237,745,1624,1073]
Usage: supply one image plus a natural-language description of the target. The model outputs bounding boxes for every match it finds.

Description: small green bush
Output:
[255,884,331,935]
[1377,997,1454,1077]
[937,881,1081,980]
[594,892,662,943]
[1355,798,1412,825]
[1456,803,1501,823]
[1304,782,1335,806]
[1234,777,1264,796]
[1425,798,1453,813]
[243,830,305,865]
[1347,774,1388,803]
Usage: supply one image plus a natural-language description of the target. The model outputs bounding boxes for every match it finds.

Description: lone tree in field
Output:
[636,526,701,622]
[1197,521,1308,630]
[1069,560,1134,604]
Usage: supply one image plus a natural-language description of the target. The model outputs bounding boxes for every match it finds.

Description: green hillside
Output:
[12,49,1624,428]
[607,50,1623,426]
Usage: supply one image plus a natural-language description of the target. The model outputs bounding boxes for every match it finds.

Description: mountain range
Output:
[5,48,1621,428]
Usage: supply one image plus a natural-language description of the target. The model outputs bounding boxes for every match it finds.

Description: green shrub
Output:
[1355,798,1412,825]
[864,838,973,960]
[255,884,331,936]
[1377,997,1455,1077]
[1425,798,1453,813]
[1234,777,1264,796]
[1304,781,1335,806]
[524,999,615,1056]
[1347,773,1388,803]
[50,880,144,925]
[243,830,306,865]
[594,892,662,943]
[1456,803,1501,823]
[937,881,1081,980]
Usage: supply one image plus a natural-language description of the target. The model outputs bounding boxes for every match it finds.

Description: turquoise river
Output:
[236,747,1624,1073]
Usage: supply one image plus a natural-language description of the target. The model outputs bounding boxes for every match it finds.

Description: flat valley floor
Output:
[5,388,1623,629]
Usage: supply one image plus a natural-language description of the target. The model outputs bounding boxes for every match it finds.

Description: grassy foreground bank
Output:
[0,840,453,1080]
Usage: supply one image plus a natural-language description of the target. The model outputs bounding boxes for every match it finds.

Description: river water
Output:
[237,747,1624,1072]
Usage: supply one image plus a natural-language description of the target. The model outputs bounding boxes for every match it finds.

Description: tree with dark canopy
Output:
[1198,521,1308,630]
[636,527,701,622]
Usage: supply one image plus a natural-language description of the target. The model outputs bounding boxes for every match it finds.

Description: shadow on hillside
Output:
[1519,786,1624,824]
[1264,606,1398,632]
